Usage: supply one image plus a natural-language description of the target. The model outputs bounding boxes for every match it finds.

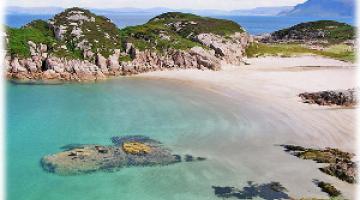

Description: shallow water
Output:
[6,78,355,200]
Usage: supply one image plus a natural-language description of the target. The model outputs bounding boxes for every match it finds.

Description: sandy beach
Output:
[138,56,358,199]
[140,56,357,150]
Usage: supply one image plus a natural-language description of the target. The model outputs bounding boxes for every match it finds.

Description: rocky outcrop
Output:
[6,41,227,82]
[5,8,251,82]
[41,135,205,176]
[195,33,251,65]
[299,89,357,106]
[282,145,357,184]
[48,7,120,56]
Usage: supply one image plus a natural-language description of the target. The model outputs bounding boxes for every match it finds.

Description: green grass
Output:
[119,22,200,52]
[7,7,123,59]
[119,55,132,62]
[52,7,121,58]
[7,9,244,58]
[119,12,244,52]
[6,27,56,58]
[245,43,355,62]
[149,12,244,37]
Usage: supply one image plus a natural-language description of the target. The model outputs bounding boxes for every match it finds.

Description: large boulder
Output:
[108,49,121,71]
[10,57,28,73]
[196,33,249,65]
[189,46,221,70]
[96,54,107,68]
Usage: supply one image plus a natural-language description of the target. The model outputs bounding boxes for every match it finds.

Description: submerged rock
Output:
[212,181,289,200]
[281,145,357,184]
[313,179,342,198]
[41,135,205,176]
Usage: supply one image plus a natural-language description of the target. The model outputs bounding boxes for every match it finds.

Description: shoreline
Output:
[6,55,358,199]
[138,55,357,152]
[136,55,358,198]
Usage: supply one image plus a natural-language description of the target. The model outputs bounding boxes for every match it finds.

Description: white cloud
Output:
[6,0,306,10]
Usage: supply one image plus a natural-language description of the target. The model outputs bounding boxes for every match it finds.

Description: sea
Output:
[5,13,356,200]
[5,14,355,35]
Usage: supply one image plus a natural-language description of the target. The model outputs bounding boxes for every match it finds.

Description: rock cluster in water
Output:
[41,135,205,176]
[299,88,357,106]
[281,145,357,184]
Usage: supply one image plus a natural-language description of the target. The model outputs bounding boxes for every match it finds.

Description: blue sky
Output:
[6,0,306,10]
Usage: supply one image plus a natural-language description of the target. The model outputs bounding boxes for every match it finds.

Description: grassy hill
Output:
[271,20,355,44]
[6,7,121,59]
[119,12,244,51]
[6,20,56,58]
[247,20,356,62]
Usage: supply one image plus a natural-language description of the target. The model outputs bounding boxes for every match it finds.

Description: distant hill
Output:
[6,6,293,17]
[229,6,293,16]
[279,0,355,17]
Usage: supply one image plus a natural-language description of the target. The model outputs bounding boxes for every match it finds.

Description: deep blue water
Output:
[5,14,355,35]
[214,15,354,35]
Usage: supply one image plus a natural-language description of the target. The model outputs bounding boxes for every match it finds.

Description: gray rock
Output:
[54,25,67,40]
[107,49,121,70]
[195,32,249,65]
[299,89,357,106]
[11,57,28,73]
[190,46,221,70]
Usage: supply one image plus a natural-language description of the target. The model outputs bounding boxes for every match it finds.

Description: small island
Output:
[5,7,251,81]
[4,7,356,82]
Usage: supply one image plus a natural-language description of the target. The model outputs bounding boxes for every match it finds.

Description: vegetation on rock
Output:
[119,12,244,52]
[282,145,357,184]
[315,180,342,198]
[6,21,56,57]
[50,7,121,58]
[247,20,356,62]
[271,20,355,44]
[122,142,151,155]
[6,7,121,59]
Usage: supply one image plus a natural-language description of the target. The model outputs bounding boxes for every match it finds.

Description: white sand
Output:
[137,56,358,199]
[139,56,357,150]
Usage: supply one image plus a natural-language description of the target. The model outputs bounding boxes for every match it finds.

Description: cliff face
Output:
[5,8,251,82]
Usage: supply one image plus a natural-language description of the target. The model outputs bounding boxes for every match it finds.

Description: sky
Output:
[6,0,307,10]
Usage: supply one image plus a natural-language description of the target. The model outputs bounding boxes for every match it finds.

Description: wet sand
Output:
[138,56,358,199]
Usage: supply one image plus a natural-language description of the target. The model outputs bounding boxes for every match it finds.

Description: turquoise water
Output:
[7,77,357,199]
[7,78,265,200]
